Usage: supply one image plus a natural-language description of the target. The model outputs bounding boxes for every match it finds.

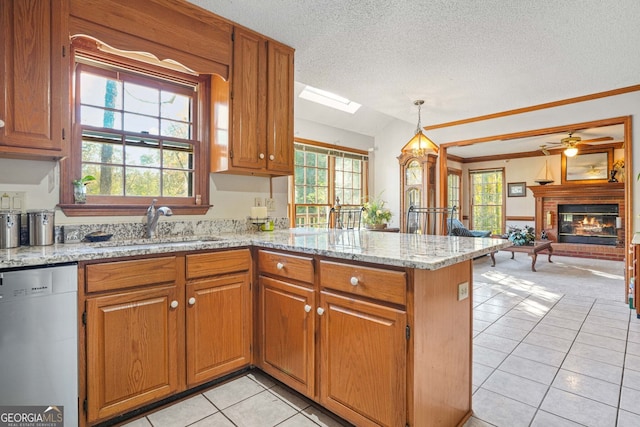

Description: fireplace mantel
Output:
[528,182,625,260]
[529,182,624,198]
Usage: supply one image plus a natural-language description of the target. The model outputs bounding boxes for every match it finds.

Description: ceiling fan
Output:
[538,132,581,156]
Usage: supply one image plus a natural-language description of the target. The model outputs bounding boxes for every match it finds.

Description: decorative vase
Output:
[366,223,387,230]
[73,183,87,204]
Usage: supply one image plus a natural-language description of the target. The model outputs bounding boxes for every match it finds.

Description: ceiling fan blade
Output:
[580,136,614,144]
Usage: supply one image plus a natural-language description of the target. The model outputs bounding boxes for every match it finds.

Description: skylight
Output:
[299,85,361,114]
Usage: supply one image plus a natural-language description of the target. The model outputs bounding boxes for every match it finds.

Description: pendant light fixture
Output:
[407,100,439,156]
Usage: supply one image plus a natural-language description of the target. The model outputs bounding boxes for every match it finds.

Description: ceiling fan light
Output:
[564,146,578,157]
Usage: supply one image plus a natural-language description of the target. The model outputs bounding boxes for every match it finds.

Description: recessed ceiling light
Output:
[299,85,361,114]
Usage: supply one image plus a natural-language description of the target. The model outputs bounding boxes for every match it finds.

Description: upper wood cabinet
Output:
[0,0,69,158]
[211,27,294,176]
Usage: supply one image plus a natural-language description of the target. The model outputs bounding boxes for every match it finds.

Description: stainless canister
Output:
[27,209,55,246]
[0,210,21,249]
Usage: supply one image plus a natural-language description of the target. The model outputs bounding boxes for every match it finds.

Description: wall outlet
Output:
[457,282,469,301]
[265,198,275,212]
[254,197,263,207]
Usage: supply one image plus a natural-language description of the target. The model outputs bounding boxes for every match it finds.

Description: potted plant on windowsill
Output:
[363,194,392,229]
[72,175,96,204]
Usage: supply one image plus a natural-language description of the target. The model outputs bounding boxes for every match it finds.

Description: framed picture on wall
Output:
[561,148,613,184]
[507,182,527,197]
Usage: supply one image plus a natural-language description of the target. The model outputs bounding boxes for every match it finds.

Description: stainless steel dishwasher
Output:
[0,264,78,427]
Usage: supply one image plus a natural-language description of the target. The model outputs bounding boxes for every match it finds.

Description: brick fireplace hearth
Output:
[529,183,625,261]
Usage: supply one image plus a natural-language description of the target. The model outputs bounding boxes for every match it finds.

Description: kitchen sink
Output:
[84,235,226,248]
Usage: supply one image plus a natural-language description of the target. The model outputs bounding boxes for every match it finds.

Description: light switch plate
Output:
[457,282,469,301]
[265,198,275,212]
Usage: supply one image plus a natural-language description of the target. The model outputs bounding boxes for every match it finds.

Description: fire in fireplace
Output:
[558,204,619,245]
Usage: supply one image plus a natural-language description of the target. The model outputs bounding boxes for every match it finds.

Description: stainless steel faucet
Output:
[146,199,173,238]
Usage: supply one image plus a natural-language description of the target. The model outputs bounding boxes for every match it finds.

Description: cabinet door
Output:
[319,291,407,427]
[186,272,251,386]
[266,41,294,174]
[259,275,315,396]
[231,28,267,170]
[86,285,180,423]
[0,0,68,155]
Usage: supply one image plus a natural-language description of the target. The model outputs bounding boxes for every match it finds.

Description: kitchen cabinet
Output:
[81,249,252,425]
[0,0,69,158]
[211,27,294,176]
[318,261,407,427]
[84,257,182,424]
[185,250,252,386]
[257,249,472,427]
[257,250,316,396]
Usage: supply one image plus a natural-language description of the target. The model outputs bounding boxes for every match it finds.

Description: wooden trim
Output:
[58,204,211,216]
[458,142,623,164]
[440,116,630,149]
[424,85,640,131]
[506,216,535,222]
[294,137,369,156]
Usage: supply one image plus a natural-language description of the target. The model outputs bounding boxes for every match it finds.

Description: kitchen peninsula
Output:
[0,229,510,427]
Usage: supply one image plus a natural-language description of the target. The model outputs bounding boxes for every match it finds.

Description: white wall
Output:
[372,91,640,232]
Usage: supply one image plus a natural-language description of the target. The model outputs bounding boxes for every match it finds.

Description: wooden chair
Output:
[405,206,457,235]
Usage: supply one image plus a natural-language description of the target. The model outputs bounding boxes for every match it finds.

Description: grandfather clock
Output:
[398,152,437,231]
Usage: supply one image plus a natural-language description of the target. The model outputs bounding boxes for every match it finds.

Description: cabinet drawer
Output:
[258,250,314,284]
[186,249,251,279]
[319,261,406,305]
[86,256,178,293]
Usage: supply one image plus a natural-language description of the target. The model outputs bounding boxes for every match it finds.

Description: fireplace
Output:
[558,204,618,246]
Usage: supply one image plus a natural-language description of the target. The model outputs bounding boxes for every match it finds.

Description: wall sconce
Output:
[546,211,553,228]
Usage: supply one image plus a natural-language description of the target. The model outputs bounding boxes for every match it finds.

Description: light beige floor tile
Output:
[474,333,520,353]
[473,318,492,332]
[622,367,640,391]
[472,388,536,427]
[537,315,583,331]
[246,370,277,389]
[568,342,624,367]
[581,320,628,339]
[481,370,548,407]
[462,416,496,427]
[531,322,579,341]
[278,413,322,427]
[483,323,529,341]
[474,303,511,315]
[493,316,537,332]
[190,412,235,426]
[624,353,640,371]
[498,354,558,385]
[223,390,297,427]
[552,369,620,406]
[301,406,354,427]
[619,386,640,416]
[474,310,503,323]
[575,331,626,352]
[267,384,311,411]
[121,417,152,427]
[203,375,266,410]
[473,363,495,387]
[561,355,622,385]
[618,409,640,427]
[628,330,640,344]
[625,341,640,356]
[545,309,587,323]
[522,331,573,353]
[503,308,544,323]
[474,345,509,369]
[540,388,617,427]
[511,342,566,367]
[530,410,583,427]
[147,395,217,427]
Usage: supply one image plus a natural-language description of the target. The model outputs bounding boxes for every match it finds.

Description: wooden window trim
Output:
[60,38,211,216]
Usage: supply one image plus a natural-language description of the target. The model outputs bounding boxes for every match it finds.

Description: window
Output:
[292,141,368,227]
[469,168,504,234]
[447,168,462,219]
[60,38,209,215]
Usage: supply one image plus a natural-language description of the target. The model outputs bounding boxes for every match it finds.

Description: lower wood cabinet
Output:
[82,249,252,426]
[319,291,406,427]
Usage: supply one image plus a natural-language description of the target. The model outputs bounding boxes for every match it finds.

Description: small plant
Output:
[507,225,535,246]
[363,194,392,226]
[72,175,96,186]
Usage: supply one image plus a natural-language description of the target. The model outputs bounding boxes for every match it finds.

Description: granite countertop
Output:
[0,228,511,271]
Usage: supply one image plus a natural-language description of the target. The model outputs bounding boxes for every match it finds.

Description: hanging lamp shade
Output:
[402,100,439,156]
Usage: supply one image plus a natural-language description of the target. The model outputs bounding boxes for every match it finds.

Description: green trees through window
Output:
[469,169,504,234]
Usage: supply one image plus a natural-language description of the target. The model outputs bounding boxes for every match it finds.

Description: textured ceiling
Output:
[189,0,640,142]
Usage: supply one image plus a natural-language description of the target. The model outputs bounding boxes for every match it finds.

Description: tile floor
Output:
[121,253,639,427]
